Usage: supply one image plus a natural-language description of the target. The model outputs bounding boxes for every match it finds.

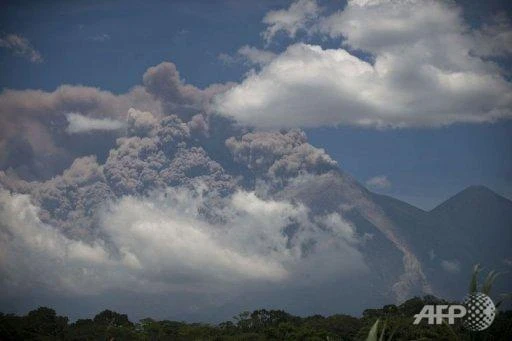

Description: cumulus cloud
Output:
[101,189,292,287]
[0,183,366,296]
[318,0,463,53]
[66,113,125,134]
[366,175,391,190]
[215,0,512,129]
[0,33,43,63]
[262,0,321,44]
[0,190,112,294]
[237,46,277,66]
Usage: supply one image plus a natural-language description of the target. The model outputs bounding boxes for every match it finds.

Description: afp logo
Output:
[413,292,496,331]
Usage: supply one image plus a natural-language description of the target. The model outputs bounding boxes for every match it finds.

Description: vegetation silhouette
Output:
[1,266,511,340]
[1,296,511,340]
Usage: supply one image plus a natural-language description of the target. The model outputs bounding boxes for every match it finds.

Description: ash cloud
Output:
[0,84,157,180]
[0,67,373,317]
[225,130,338,189]
[0,33,43,63]
[142,62,235,120]
[0,19,448,316]
[0,61,231,181]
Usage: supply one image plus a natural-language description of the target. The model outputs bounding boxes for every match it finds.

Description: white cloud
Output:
[102,189,290,287]
[66,113,126,134]
[0,184,366,296]
[0,34,43,63]
[366,175,391,190]
[104,186,367,289]
[0,190,113,294]
[238,45,277,66]
[318,0,464,54]
[262,0,320,44]
[215,0,512,129]
[218,46,276,67]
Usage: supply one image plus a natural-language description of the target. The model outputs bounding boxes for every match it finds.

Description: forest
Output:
[1,295,511,340]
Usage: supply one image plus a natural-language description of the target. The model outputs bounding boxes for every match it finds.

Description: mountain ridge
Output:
[430,185,512,214]
[368,184,512,301]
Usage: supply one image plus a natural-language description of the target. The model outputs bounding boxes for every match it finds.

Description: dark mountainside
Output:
[372,185,512,301]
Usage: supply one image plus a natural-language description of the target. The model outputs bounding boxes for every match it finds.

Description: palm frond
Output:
[481,270,501,295]
[469,264,482,293]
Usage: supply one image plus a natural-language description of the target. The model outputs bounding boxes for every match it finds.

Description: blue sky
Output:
[1,0,511,209]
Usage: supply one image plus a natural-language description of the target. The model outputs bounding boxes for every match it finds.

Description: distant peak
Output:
[430,185,510,213]
[449,185,500,200]
[462,185,494,193]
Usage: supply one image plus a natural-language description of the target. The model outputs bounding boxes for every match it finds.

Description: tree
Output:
[23,307,68,339]
[93,309,133,328]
